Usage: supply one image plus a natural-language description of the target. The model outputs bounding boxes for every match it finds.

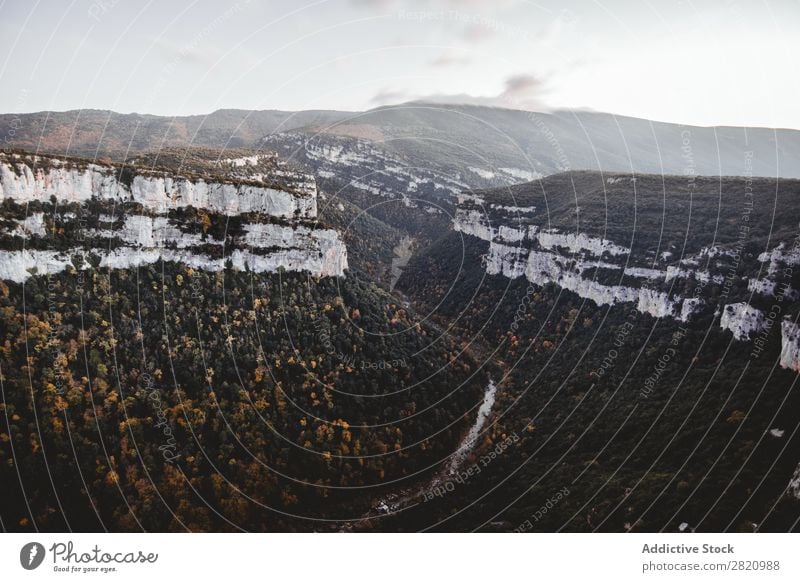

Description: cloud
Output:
[500,74,545,105]
[369,87,411,106]
[369,72,548,111]
[150,38,217,67]
[428,52,472,67]
[461,23,495,42]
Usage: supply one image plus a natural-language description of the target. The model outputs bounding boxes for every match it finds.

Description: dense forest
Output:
[0,265,488,531]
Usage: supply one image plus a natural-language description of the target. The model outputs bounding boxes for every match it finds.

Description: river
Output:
[445,378,497,475]
[389,236,414,291]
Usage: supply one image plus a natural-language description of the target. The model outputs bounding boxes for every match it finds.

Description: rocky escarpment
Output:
[0,151,347,280]
[452,172,800,371]
[1,151,316,217]
[780,320,800,372]
[262,132,540,213]
[262,132,462,212]
[454,191,702,322]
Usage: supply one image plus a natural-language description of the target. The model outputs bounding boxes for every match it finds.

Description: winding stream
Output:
[389,236,414,290]
[446,378,497,475]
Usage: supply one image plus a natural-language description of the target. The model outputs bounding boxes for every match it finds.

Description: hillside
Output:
[0,148,488,531]
[0,109,350,159]
[311,103,800,179]
[391,170,800,532]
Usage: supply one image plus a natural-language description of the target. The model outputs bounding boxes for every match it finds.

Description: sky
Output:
[1,0,798,128]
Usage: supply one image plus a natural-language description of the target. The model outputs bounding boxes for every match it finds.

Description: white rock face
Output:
[0,153,348,281]
[746,241,800,301]
[0,154,316,218]
[624,266,664,279]
[453,208,496,241]
[468,167,495,180]
[241,223,348,277]
[0,231,347,282]
[637,288,676,319]
[221,155,262,167]
[779,320,800,372]
[90,215,211,248]
[466,190,699,319]
[720,303,766,340]
[747,278,776,295]
[486,242,529,279]
[758,242,800,276]
[128,175,316,217]
[788,463,800,500]
[665,266,723,285]
[490,203,536,214]
[498,225,526,243]
[483,241,696,320]
[680,298,703,322]
[0,161,118,203]
[0,249,74,283]
[450,192,800,328]
[536,230,629,257]
[498,167,539,182]
[13,212,47,237]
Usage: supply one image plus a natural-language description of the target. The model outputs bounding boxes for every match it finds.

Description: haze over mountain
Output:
[3,102,800,179]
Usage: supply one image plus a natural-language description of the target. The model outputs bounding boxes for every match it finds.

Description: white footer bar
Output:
[1,533,797,581]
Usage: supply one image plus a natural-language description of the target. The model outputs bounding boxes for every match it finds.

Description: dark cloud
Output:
[501,74,544,102]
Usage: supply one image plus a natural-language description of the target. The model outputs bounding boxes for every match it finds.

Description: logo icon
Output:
[20,542,46,570]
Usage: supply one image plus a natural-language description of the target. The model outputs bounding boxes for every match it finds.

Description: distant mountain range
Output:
[3,102,800,178]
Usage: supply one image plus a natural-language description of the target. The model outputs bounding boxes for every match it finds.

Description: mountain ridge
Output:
[4,103,800,178]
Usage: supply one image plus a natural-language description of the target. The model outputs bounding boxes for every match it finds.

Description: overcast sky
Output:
[1,0,798,128]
